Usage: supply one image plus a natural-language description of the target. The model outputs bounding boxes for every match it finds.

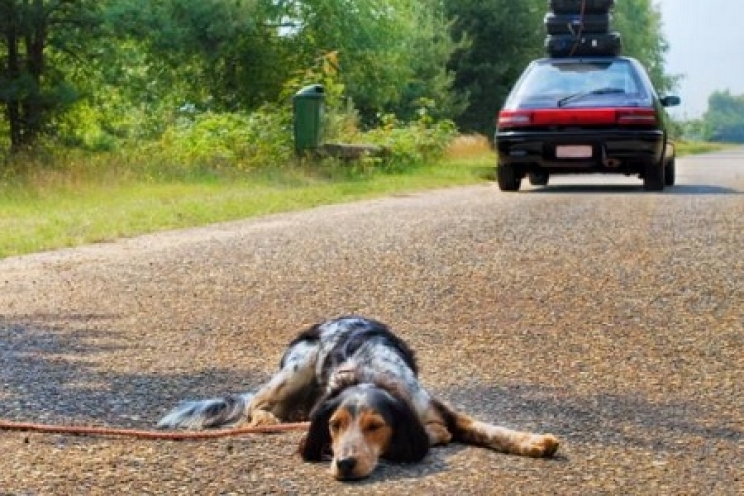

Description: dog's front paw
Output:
[249,409,281,427]
[425,422,453,446]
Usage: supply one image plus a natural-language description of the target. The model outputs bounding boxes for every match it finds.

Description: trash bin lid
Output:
[294,84,325,99]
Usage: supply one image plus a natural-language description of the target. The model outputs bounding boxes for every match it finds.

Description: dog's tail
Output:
[157,393,254,430]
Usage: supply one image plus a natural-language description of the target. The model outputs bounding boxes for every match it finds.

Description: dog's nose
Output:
[336,457,357,477]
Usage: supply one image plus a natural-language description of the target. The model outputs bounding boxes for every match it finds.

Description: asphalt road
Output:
[1,149,743,495]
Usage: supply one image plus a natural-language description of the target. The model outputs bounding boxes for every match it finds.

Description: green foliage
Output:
[101,0,291,111]
[396,1,469,123]
[287,0,416,116]
[446,0,545,134]
[701,90,744,143]
[287,50,458,174]
[283,0,463,125]
[0,0,102,151]
[677,118,711,142]
[97,0,462,127]
[361,105,457,172]
[613,0,679,94]
[55,43,179,150]
[145,107,294,177]
[675,140,729,156]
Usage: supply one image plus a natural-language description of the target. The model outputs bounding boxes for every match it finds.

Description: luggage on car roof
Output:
[544,12,611,35]
[545,31,622,57]
[548,0,615,14]
[544,0,620,57]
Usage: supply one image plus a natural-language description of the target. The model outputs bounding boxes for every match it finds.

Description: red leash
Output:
[0,418,309,440]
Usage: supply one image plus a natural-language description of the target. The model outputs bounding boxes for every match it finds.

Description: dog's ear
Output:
[299,395,341,462]
[383,398,430,463]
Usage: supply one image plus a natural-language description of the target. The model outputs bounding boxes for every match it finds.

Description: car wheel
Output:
[643,160,665,191]
[528,172,549,186]
[497,163,522,191]
[664,158,676,186]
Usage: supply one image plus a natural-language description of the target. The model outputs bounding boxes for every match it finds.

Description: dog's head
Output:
[299,381,429,480]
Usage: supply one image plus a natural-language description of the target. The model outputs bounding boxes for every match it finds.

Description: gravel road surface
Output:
[2,149,743,495]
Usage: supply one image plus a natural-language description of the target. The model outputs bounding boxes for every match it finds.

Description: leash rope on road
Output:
[0,419,309,440]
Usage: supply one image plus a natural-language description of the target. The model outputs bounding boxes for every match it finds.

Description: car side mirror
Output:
[661,96,681,107]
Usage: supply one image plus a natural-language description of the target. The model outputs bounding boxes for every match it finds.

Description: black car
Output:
[494,56,680,191]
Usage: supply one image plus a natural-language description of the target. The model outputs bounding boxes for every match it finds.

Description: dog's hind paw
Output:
[248,409,282,427]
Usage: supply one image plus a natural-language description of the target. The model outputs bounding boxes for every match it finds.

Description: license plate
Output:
[556,145,593,159]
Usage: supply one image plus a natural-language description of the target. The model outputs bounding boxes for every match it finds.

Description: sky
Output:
[655,0,744,119]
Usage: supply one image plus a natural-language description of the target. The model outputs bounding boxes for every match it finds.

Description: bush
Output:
[2,80,459,184]
[358,106,457,172]
[151,106,294,174]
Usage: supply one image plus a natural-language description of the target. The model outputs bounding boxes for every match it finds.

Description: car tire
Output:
[643,160,665,191]
[529,172,549,186]
[664,158,676,186]
[497,164,522,191]
[549,0,615,14]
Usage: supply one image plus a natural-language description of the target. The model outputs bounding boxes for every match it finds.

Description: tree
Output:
[703,90,744,143]
[102,0,462,126]
[0,0,101,152]
[446,0,545,134]
[102,0,293,112]
[395,0,468,122]
[284,0,462,124]
[613,0,678,94]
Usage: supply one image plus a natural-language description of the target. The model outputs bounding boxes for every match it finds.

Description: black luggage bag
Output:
[548,0,615,14]
[544,12,611,35]
[545,31,622,57]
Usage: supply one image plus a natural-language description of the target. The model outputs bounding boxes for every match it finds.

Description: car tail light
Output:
[499,108,622,127]
[532,109,617,125]
[615,109,658,126]
[498,110,533,128]
[499,108,659,128]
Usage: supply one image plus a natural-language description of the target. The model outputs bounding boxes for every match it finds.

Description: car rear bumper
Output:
[495,129,665,173]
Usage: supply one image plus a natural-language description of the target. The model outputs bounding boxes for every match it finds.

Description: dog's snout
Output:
[336,457,358,477]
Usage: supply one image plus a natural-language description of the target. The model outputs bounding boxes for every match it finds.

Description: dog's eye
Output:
[365,422,385,432]
[329,420,342,432]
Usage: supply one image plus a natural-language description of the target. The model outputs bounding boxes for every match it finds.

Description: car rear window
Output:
[507,59,650,109]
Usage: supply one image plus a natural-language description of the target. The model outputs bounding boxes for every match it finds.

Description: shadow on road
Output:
[660,184,743,195]
[0,315,273,428]
[443,383,743,453]
[524,184,743,195]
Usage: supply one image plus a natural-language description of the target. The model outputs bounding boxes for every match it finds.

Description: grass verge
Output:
[676,141,733,156]
[0,137,494,258]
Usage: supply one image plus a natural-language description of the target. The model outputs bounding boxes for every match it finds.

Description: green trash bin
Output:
[293,84,325,155]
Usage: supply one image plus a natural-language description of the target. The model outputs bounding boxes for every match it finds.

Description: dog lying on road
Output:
[157,316,559,480]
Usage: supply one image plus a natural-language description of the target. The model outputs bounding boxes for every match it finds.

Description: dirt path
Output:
[2,150,743,494]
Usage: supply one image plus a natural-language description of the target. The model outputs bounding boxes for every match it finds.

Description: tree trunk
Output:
[1,0,48,152]
[4,15,24,152]
[20,0,47,147]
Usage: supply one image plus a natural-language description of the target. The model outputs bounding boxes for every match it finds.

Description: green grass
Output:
[676,141,733,156]
[0,152,494,258]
